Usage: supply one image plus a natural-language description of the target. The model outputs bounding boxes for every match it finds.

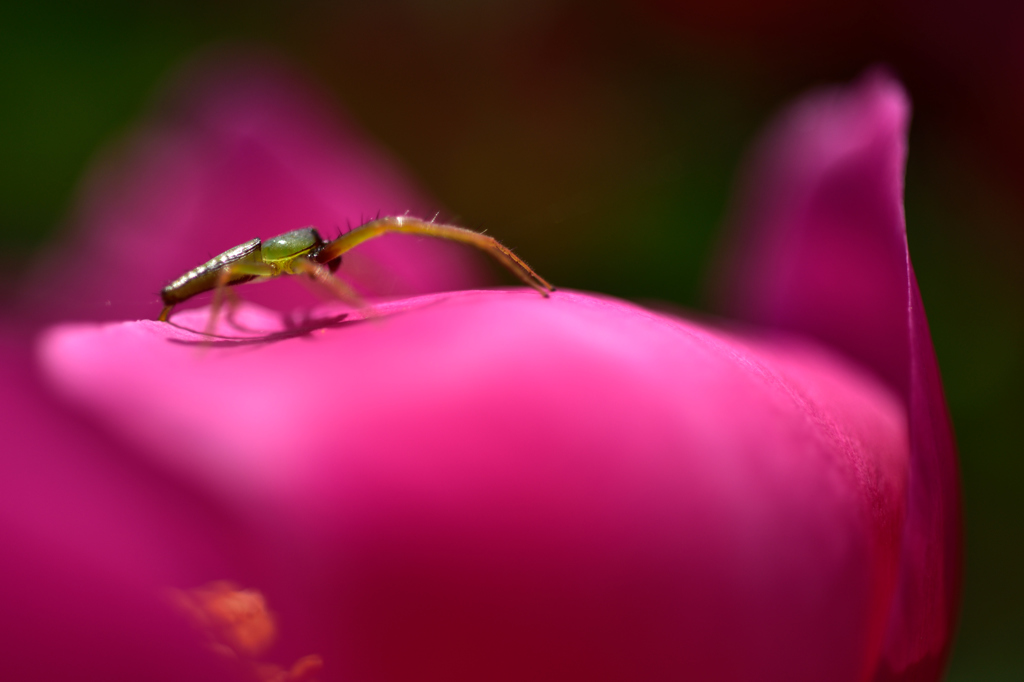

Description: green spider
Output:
[158,215,554,325]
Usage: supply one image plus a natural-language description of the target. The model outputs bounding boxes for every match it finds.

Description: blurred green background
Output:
[1,1,1020,678]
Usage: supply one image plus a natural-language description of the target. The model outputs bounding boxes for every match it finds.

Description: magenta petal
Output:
[20,50,486,323]
[41,290,910,680]
[718,72,960,680]
[0,328,238,680]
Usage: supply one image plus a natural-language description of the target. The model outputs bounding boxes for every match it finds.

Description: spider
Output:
[158,215,554,327]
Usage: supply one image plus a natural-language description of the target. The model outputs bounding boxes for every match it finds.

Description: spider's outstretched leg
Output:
[315,216,555,295]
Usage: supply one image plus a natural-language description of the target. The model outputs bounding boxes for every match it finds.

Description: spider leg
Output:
[222,287,251,332]
[205,261,277,337]
[315,216,554,296]
[291,258,375,319]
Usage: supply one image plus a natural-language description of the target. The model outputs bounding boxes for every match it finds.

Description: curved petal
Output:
[0,326,239,680]
[716,71,960,680]
[19,49,486,324]
[40,290,909,681]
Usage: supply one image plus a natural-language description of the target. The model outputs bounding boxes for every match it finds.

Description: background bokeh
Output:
[1,1,1020,679]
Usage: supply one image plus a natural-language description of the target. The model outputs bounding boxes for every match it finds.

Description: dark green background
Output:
[2,2,1020,678]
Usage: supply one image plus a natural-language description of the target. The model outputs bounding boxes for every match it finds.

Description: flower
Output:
[2,55,958,682]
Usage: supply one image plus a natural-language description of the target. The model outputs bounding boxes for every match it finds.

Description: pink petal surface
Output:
[40,289,909,681]
[718,71,960,680]
[19,49,486,324]
[0,327,238,680]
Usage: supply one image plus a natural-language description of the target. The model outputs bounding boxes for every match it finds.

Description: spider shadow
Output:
[166,311,363,347]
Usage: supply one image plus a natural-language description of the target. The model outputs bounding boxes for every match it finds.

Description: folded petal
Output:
[40,290,910,681]
[717,71,960,680]
[19,50,486,324]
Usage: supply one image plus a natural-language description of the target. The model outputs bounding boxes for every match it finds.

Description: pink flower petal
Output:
[717,70,960,681]
[0,327,235,679]
[19,49,486,324]
[12,61,956,681]
[40,289,910,680]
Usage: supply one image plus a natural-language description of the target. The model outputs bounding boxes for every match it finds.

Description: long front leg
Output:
[315,216,555,296]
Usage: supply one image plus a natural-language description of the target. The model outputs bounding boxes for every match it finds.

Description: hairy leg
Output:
[315,216,554,295]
